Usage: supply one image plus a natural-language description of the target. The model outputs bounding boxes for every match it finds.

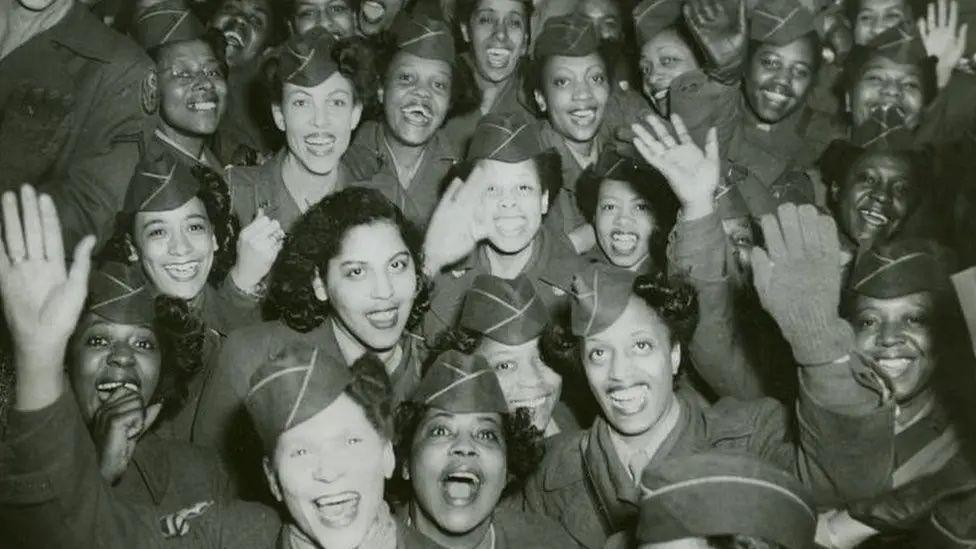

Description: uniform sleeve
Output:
[46,55,155,254]
[204,280,264,335]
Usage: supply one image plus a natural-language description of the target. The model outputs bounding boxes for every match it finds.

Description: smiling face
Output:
[358,0,404,35]
[594,178,655,268]
[463,0,529,84]
[834,150,915,246]
[211,0,273,67]
[745,37,817,123]
[266,394,394,549]
[582,295,681,436]
[639,29,700,110]
[323,221,418,353]
[291,0,356,38]
[852,292,936,402]
[157,40,228,138]
[536,53,610,145]
[481,158,549,255]
[68,314,161,425]
[133,197,216,300]
[848,57,924,129]
[408,409,507,536]
[273,72,363,177]
[383,51,452,147]
[476,337,561,432]
[576,0,622,42]
[854,0,910,45]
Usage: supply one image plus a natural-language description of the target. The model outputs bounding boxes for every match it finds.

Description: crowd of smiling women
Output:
[3,0,976,546]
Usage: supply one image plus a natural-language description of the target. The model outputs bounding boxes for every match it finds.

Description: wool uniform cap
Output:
[466,112,548,163]
[123,148,202,213]
[750,0,817,45]
[862,23,929,65]
[389,12,456,64]
[570,263,638,337]
[132,0,206,50]
[245,342,376,452]
[633,0,683,46]
[411,350,509,413]
[533,12,600,60]
[849,105,915,151]
[850,238,955,299]
[637,451,817,549]
[274,27,341,88]
[87,261,156,325]
[459,275,550,345]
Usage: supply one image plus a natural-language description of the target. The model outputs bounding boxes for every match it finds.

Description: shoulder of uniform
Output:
[541,431,586,490]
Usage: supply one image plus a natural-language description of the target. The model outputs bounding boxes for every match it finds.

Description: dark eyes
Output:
[493,360,516,371]
[86,335,110,347]
[476,429,500,442]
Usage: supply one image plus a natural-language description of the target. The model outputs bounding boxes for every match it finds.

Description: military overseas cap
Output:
[87,262,156,325]
[850,239,955,300]
[844,24,934,99]
[132,0,207,50]
[274,27,341,88]
[533,12,600,60]
[123,148,201,214]
[390,12,455,65]
[245,341,366,452]
[750,0,817,46]
[849,105,914,151]
[459,275,550,345]
[411,351,509,413]
[570,263,638,337]
[637,452,817,549]
[633,0,683,46]
[466,112,548,163]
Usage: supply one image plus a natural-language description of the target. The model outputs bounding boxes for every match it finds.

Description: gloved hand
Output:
[0,83,74,191]
[751,203,850,365]
[683,0,748,84]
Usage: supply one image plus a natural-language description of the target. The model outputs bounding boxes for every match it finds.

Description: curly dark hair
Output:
[100,165,239,291]
[151,297,204,419]
[523,43,617,118]
[347,353,397,440]
[389,400,543,504]
[265,35,381,111]
[371,31,482,121]
[575,159,678,271]
[265,186,430,333]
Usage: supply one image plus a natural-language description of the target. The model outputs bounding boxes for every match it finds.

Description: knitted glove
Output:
[751,203,851,365]
[683,0,748,85]
[0,83,73,191]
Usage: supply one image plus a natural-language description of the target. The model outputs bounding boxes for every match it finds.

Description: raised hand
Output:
[918,0,969,88]
[92,388,162,484]
[683,0,747,78]
[423,164,491,276]
[230,209,284,294]
[630,114,720,220]
[0,185,96,410]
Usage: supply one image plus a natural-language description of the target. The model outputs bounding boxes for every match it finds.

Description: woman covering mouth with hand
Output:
[227,28,378,233]
[391,350,578,548]
[194,187,430,497]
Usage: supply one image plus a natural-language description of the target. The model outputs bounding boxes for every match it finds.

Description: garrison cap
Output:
[533,12,600,60]
[459,275,550,345]
[123,148,201,213]
[245,342,371,452]
[633,0,683,45]
[411,350,509,413]
[275,27,341,88]
[750,0,817,46]
[570,263,637,337]
[850,106,914,151]
[467,112,548,163]
[637,451,817,549]
[133,0,206,50]
[390,12,456,64]
[87,262,156,325]
[850,238,955,299]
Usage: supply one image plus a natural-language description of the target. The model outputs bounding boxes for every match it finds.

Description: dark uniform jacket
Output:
[0,392,281,549]
[422,226,588,343]
[0,3,154,252]
[349,120,462,229]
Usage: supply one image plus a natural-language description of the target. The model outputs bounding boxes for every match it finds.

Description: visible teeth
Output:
[877,358,913,372]
[607,385,648,414]
[96,381,139,393]
[653,89,668,100]
[611,232,637,243]
[313,493,357,508]
[485,48,511,68]
[495,217,526,235]
[164,262,200,280]
[189,101,216,111]
[511,396,546,408]
[366,309,396,322]
[860,209,889,225]
[402,105,432,124]
[447,472,480,483]
[305,135,335,146]
[223,31,243,47]
[569,109,596,125]
[762,90,789,102]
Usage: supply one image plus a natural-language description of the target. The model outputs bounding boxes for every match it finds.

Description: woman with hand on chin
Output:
[391,350,578,548]
[227,27,378,232]
[102,148,283,441]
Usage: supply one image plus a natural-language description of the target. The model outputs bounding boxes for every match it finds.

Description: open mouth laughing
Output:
[494,216,527,237]
[312,491,361,528]
[305,133,337,157]
[95,377,141,402]
[441,467,483,506]
[163,261,202,282]
[606,383,649,415]
[485,47,513,69]
[608,230,639,255]
[365,305,400,330]
[567,106,598,128]
[401,102,434,127]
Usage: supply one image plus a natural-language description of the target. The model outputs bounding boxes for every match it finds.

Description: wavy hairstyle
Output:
[265,186,429,333]
[347,352,397,440]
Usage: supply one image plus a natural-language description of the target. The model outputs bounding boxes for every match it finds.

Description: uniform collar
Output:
[330,318,404,373]
[48,3,118,63]
[154,128,224,174]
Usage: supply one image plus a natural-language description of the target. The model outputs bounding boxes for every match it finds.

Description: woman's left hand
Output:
[231,210,284,294]
[919,0,969,88]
